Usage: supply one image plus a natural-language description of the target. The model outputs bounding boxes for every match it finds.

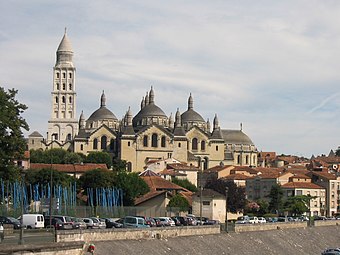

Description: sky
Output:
[1,0,340,158]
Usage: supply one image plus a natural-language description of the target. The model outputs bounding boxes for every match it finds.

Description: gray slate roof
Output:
[221,130,254,145]
[87,106,118,122]
[133,103,167,126]
[181,109,205,123]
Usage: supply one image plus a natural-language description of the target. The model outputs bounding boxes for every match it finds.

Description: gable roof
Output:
[141,172,189,192]
[281,182,324,189]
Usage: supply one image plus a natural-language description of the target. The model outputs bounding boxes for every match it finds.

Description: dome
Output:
[221,130,254,145]
[181,109,205,123]
[87,106,117,122]
[133,103,167,126]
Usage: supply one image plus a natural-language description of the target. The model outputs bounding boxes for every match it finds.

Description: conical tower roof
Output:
[57,29,73,52]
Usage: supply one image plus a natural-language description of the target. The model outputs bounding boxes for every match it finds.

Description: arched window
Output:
[161,136,166,148]
[80,144,83,151]
[143,135,148,147]
[127,162,132,172]
[56,83,59,90]
[192,138,198,150]
[101,136,107,150]
[237,155,241,165]
[69,84,72,90]
[110,139,115,151]
[63,73,66,78]
[178,142,181,148]
[201,141,206,151]
[63,83,66,90]
[56,73,60,78]
[216,145,218,151]
[66,133,72,141]
[62,96,65,103]
[69,73,72,78]
[151,133,158,147]
[55,96,58,103]
[69,97,72,103]
[204,157,209,170]
[93,138,98,150]
[246,155,249,165]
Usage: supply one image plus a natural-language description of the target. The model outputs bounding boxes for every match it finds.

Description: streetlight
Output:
[19,168,25,245]
[49,157,53,227]
[199,168,203,225]
[225,186,229,232]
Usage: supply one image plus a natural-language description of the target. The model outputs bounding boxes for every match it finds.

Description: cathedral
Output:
[27,31,258,172]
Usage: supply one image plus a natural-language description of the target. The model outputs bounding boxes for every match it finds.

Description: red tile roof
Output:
[30,163,108,173]
[158,169,187,177]
[134,190,167,205]
[307,170,336,180]
[281,182,324,189]
[141,175,189,192]
[167,163,199,171]
[204,165,232,173]
[222,173,250,180]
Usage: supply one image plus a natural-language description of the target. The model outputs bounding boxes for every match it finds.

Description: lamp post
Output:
[225,186,229,232]
[49,158,53,227]
[199,168,203,225]
[19,169,25,245]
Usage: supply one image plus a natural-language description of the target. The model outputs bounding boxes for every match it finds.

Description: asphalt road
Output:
[0,229,55,244]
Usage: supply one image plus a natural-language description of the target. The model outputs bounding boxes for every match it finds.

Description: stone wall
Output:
[234,221,308,232]
[314,219,340,227]
[56,225,220,243]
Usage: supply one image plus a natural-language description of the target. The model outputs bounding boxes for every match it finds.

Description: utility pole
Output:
[49,157,53,227]
[225,186,229,232]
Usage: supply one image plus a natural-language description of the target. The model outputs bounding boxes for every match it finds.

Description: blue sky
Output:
[1,0,340,157]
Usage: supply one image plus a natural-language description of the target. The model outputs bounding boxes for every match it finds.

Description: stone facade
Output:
[27,31,258,173]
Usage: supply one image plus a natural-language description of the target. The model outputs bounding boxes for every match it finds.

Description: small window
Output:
[69,84,72,90]
[69,97,72,103]
[93,138,98,150]
[201,141,206,151]
[216,145,218,151]
[55,96,58,103]
[63,83,66,90]
[161,136,166,148]
[151,133,158,147]
[63,73,66,78]
[192,138,198,150]
[143,135,148,147]
[128,141,131,146]
[127,162,132,172]
[56,73,60,78]
[178,142,181,148]
[56,83,59,90]
[69,73,72,78]
[101,136,107,150]
[62,96,65,103]
[80,144,83,151]
[203,201,210,206]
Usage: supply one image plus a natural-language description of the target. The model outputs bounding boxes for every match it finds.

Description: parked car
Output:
[44,217,64,230]
[186,215,198,226]
[258,217,266,224]
[134,216,157,227]
[0,216,23,229]
[157,217,176,227]
[171,217,182,226]
[172,216,188,226]
[72,217,87,229]
[314,216,327,221]
[105,218,123,228]
[19,214,44,229]
[248,216,259,224]
[52,215,74,229]
[153,217,163,227]
[83,218,99,229]
[204,219,220,225]
[235,216,250,224]
[97,218,107,229]
[123,216,150,228]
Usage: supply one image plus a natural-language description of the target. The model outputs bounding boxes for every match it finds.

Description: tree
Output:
[172,178,198,192]
[114,172,149,206]
[256,199,269,216]
[112,158,127,171]
[25,168,75,187]
[283,195,313,216]
[168,194,190,212]
[268,184,284,214]
[86,151,112,168]
[78,169,115,190]
[0,87,29,180]
[64,152,83,164]
[205,178,247,213]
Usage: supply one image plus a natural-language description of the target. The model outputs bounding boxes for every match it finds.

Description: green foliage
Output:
[336,147,340,157]
[168,194,190,212]
[283,195,313,216]
[268,184,284,214]
[64,152,83,164]
[205,178,246,213]
[25,168,76,187]
[85,151,112,168]
[172,178,198,192]
[112,158,127,171]
[0,87,29,180]
[256,199,269,216]
[114,172,149,206]
[78,169,115,190]
[30,148,85,164]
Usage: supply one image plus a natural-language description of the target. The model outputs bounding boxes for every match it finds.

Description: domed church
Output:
[27,31,258,172]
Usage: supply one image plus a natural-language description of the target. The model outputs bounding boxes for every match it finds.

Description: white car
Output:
[158,217,176,226]
[235,216,250,224]
[248,216,259,224]
[258,217,266,223]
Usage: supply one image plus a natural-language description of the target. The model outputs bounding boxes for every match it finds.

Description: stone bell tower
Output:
[47,29,78,144]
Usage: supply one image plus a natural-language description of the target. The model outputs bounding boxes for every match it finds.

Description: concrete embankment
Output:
[93,225,340,255]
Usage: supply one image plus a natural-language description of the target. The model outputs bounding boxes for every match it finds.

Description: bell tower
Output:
[47,29,78,144]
